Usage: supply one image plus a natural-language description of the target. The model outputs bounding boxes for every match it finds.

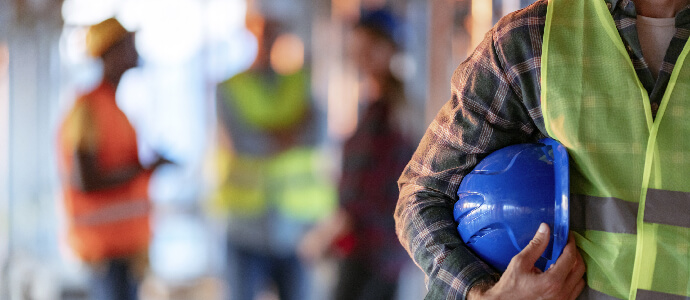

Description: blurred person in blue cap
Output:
[57,17,170,300]
[395,0,690,299]
[211,12,337,300]
[299,8,416,300]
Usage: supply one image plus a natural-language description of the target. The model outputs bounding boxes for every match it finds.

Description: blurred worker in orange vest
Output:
[57,18,169,300]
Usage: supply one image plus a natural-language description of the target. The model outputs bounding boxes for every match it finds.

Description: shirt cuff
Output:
[424,247,500,300]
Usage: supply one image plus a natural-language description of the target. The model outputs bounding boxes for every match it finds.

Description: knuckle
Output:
[509,254,523,267]
[543,285,561,298]
[575,259,585,272]
[573,256,586,274]
[543,276,557,288]
[541,277,562,295]
[530,237,544,246]
[563,242,575,254]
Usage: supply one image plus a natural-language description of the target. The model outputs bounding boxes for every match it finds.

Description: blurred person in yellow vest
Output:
[210,13,336,300]
[57,17,170,300]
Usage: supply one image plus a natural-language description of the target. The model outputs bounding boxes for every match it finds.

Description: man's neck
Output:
[634,0,689,18]
[103,71,123,89]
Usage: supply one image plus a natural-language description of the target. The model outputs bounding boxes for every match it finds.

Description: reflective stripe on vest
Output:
[212,150,269,217]
[571,190,690,234]
[212,147,336,222]
[636,290,690,300]
[267,147,337,221]
[570,194,638,234]
[577,287,690,300]
[578,286,623,300]
[543,0,690,299]
[644,189,690,228]
[72,199,149,226]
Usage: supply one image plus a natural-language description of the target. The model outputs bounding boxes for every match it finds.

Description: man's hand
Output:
[468,223,586,300]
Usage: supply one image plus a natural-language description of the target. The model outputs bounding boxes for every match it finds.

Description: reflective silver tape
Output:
[644,189,690,228]
[636,289,690,300]
[576,286,621,300]
[570,194,638,234]
[72,199,149,226]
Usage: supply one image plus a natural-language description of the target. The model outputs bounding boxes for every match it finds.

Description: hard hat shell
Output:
[454,138,569,272]
[86,18,130,58]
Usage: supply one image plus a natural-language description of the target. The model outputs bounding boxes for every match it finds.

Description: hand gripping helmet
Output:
[454,138,569,272]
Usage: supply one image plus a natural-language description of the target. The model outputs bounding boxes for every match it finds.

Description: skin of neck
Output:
[103,65,124,87]
[100,34,137,88]
[634,0,689,18]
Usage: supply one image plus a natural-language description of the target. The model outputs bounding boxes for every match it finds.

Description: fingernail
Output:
[538,223,548,233]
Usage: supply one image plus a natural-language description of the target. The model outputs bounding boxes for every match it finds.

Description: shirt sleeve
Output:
[395,21,543,299]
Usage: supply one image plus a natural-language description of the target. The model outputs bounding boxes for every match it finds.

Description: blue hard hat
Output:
[454,138,569,272]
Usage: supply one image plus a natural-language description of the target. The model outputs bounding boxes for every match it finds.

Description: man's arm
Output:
[394,14,544,299]
[393,1,591,298]
[68,100,166,192]
[71,150,147,192]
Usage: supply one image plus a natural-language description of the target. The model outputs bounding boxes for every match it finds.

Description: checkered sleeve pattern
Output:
[395,2,549,299]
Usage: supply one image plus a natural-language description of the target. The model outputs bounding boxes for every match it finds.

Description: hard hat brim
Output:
[540,137,570,270]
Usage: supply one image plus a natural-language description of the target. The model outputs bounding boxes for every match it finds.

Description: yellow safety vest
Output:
[543,0,690,299]
[219,69,308,131]
[212,147,336,222]
[212,69,336,222]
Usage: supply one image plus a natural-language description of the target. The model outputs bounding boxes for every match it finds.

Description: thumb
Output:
[516,223,551,269]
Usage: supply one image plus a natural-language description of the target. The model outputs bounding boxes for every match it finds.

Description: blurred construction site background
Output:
[0,0,536,299]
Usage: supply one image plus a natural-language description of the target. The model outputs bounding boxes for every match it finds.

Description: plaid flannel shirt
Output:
[395,0,690,299]
[341,99,417,280]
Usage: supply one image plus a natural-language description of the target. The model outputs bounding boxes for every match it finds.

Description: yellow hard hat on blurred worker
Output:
[85,18,130,58]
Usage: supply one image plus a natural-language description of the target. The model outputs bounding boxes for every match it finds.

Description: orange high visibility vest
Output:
[58,81,151,262]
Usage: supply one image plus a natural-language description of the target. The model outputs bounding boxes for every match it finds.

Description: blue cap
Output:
[453,138,569,272]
